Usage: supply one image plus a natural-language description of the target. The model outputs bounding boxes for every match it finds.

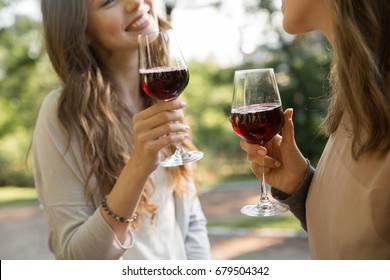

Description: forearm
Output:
[101,157,151,243]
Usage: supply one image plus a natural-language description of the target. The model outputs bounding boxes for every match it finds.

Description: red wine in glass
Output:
[231,68,289,217]
[230,104,284,146]
[140,66,189,101]
[138,29,203,167]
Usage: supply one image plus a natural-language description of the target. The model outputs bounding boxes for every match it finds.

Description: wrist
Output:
[284,158,310,195]
[288,159,314,195]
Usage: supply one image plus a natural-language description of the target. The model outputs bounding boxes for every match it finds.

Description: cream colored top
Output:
[32,88,211,260]
[306,116,390,259]
[124,167,186,259]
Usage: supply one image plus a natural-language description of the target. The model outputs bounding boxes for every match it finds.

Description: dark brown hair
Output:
[323,0,390,158]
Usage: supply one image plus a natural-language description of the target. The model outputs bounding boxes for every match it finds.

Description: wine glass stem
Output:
[175,143,186,155]
[259,156,269,203]
[260,171,268,200]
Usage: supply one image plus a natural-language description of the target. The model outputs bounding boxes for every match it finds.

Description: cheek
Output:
[88,19,121,45]
[87,9,122,37]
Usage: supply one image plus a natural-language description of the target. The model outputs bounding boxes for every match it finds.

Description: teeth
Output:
[130,13,149,29]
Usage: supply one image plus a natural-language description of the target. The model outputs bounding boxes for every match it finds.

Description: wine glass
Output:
[230,68,289,216]
[138,29,203,167]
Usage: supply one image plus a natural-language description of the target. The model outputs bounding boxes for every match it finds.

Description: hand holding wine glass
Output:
[138,29,203,167]
[230,68,289,216]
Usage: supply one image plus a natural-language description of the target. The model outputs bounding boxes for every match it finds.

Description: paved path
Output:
[0,181,309,260]
[200,181,309,260]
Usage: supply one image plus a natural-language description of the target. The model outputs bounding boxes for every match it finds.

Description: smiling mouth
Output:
[126,13,150,31]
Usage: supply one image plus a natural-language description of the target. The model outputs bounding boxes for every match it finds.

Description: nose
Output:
[124,0,143,13]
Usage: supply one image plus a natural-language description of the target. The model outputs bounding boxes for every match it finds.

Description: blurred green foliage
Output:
[0,0,330,188]
[207,215,303,231]
[0,186,38,207]
[1,1,56,186]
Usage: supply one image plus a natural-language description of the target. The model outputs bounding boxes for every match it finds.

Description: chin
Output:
[282,22,305,35]
[282,22,296,34]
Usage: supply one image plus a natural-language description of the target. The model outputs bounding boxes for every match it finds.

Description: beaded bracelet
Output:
[101,195,137,224]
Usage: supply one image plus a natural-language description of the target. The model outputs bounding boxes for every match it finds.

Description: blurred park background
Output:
[0,0,330,259]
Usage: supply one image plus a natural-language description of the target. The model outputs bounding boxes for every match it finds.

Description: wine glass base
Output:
[240,201,289,217]
[160,151,204,167]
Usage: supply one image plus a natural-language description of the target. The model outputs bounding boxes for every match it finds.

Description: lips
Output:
[125,13,150,31]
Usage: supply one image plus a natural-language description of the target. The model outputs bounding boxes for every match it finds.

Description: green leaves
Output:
[0,1,58,187]
[0,0,329,187]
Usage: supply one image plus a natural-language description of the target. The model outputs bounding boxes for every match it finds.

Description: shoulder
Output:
[37,87,62,120]
[34,87,67,145]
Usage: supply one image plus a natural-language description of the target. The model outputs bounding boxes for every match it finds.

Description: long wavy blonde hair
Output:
[41,0,197,220]
[323,0,390,159]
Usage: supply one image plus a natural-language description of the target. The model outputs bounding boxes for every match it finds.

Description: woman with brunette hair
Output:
[33,0,211,259]
[239,0,390,259]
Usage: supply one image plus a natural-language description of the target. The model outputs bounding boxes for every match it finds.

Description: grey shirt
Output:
[271,160,315,231]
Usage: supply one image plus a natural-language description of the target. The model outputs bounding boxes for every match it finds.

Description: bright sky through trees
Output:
[1,0,283,67]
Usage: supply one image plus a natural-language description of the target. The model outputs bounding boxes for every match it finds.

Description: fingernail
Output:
[179,101,187,107]
[275,161,281,167]
[257,149,266,156]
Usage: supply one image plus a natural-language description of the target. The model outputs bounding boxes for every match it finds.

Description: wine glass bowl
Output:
[140,66,189,101]
[231,69,289,217]
[230,104,284,146]
[138,29,203,167]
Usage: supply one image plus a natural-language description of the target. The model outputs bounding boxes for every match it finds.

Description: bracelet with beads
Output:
[101,195,137,224]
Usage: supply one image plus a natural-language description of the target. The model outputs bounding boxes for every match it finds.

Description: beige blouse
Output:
[306,116,390,259]
[32,88,211,259]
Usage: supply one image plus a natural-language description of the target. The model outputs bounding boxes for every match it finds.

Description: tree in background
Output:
[0,0,330,187]
[183,0,330,182]
[0,0,58,186]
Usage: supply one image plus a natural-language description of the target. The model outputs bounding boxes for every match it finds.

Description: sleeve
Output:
[185,192,212,260]
[32,90,134,259]
[175,179,212,260]
[271,161,316,231]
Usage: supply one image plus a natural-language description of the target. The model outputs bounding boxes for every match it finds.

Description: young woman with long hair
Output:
[33,0,211,260]
[240,0,390,259]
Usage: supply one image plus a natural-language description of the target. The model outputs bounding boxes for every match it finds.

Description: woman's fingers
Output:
[134,99,186,122]
[133,102,186,135]
[137,122,190,143]
[282,108,296,148]
[153,122,190,138]
[241,140,281,169]
[240,139,262,154]
[138,131,189,153]
[250,162,270,178]
[247,153,280,168]
[132,100,191,155]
